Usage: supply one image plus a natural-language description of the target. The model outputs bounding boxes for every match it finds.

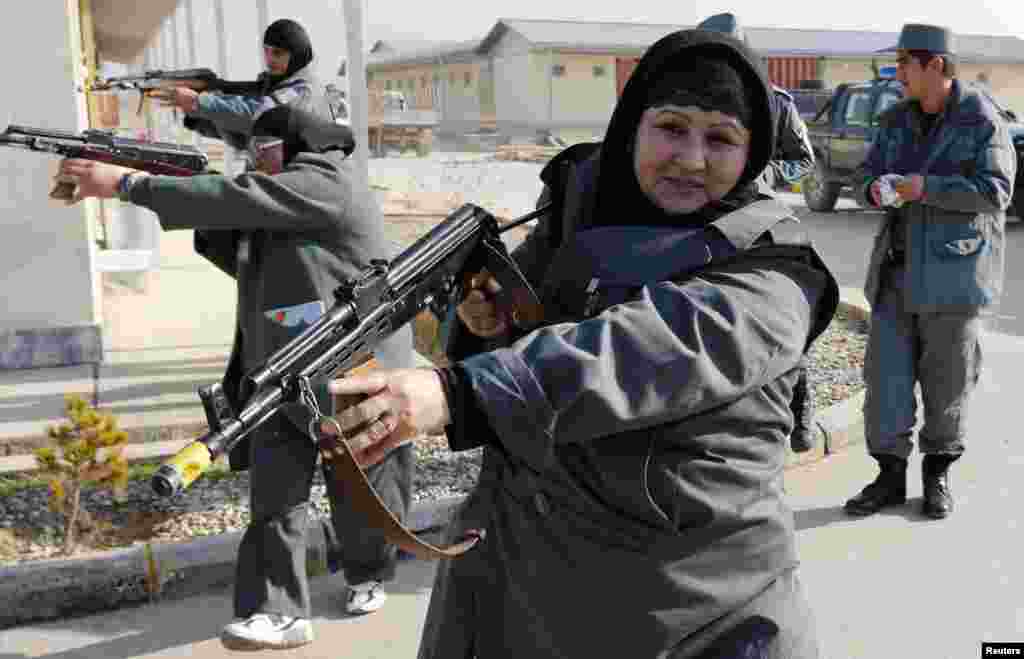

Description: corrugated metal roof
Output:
[479,18,688,54]
[368,38,483,68]
[368,18,1024,68]
[748,27,897,56]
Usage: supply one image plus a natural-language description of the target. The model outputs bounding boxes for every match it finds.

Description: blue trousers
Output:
[862,265,983,460]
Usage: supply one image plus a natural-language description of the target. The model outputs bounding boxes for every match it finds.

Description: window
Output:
[385,80,392,90]
[449,72,456,85]
[464,71,472,87]
[843,90,872,127]
[551,64,566,77]
[875,92,901,119]
[593,65,606,78]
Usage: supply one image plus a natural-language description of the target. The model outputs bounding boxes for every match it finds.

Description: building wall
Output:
[616,57,640,96]
[369,59,483,125]
[548,53,617,125]
[766,57,819,90]
[0,1,101,333]
[819,57,894,86]
[369,63,438,107]
[958,62,1024,116]
[496,49,615,139]
[819,58,1024,113]
[493,51,541,129]
[491,29,543,134]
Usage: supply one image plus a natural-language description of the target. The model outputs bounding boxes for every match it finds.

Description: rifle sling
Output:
[319,433,483,559]
[318,359,483,560]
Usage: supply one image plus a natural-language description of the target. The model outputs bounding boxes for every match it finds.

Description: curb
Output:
[784,288,872,468]
[0,494,466,630]
[0,292,873,630]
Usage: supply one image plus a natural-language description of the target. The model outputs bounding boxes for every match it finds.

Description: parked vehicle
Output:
[789,82,833,123]
[802,76,1024,216]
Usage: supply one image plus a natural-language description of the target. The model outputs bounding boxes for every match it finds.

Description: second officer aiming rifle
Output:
[150,202,550,560]
[0,124,209,201]
[91,68,262,115]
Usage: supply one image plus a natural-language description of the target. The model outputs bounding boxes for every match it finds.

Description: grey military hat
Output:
[880,23,957,54]
[696,13,747,43]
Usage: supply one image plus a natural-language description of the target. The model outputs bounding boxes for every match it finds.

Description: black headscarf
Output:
[594,29,777,227]
[263,19,314,82]
[252,105,355,164]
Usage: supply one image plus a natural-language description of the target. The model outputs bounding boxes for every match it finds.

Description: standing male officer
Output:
[844,24,1015,519]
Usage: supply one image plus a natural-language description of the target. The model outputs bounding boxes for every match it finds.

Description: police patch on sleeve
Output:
[271,86,304,106]
[264,300,326,329]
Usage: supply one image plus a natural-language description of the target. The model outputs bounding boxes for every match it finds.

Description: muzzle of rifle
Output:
[151,440,214,498]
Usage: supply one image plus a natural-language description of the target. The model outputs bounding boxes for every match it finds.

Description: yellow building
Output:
[362,18,1024,144]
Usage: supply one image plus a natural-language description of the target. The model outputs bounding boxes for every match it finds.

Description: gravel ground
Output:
[0,154,868,565]
[370,152,547,219]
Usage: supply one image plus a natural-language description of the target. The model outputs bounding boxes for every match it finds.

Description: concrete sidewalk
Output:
[0,228,233,450]
[2,327,1021,658]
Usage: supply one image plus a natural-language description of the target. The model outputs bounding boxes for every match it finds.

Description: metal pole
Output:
[183,0,200,147]
[212,0,235,174]
[548,49,554,134]
[184,0,198,67]
[169,10,180,70]
[343,0,369,192]
[257,0,270,65]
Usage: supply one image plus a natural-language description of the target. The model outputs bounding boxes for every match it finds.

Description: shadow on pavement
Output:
[0,356,226,426]
[794,501,942,531]
[14,560,436,659]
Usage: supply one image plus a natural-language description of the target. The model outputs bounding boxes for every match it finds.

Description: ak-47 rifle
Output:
[0,124,210,201]
[91,68,262,115]
[150,202,550,560]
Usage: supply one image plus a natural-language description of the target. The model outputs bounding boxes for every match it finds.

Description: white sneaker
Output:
[344,580,387,615]
[220,613,314,649]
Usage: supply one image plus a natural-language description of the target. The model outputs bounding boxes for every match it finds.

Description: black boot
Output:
[788,362,817,454]
[844,454,908,516]
[921,454,957,519]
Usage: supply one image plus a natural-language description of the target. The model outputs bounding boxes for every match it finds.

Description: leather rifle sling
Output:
[318,358,484,560]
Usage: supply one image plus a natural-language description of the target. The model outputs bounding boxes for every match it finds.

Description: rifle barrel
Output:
[4,125,85,143]
[499,203,552,233]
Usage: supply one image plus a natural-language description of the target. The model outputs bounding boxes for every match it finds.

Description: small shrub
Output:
[34,395,129,555]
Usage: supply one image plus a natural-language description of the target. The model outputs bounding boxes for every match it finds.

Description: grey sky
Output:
[365,0,1023,43]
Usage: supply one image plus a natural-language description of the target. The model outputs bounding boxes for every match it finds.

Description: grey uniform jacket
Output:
[127,151,394,470]
[185,63,332,152]
[758,86,816,192]
[427,148,839,657]
[853,79,1014,311]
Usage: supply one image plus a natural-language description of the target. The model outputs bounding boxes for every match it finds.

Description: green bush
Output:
[34,395,129,555]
